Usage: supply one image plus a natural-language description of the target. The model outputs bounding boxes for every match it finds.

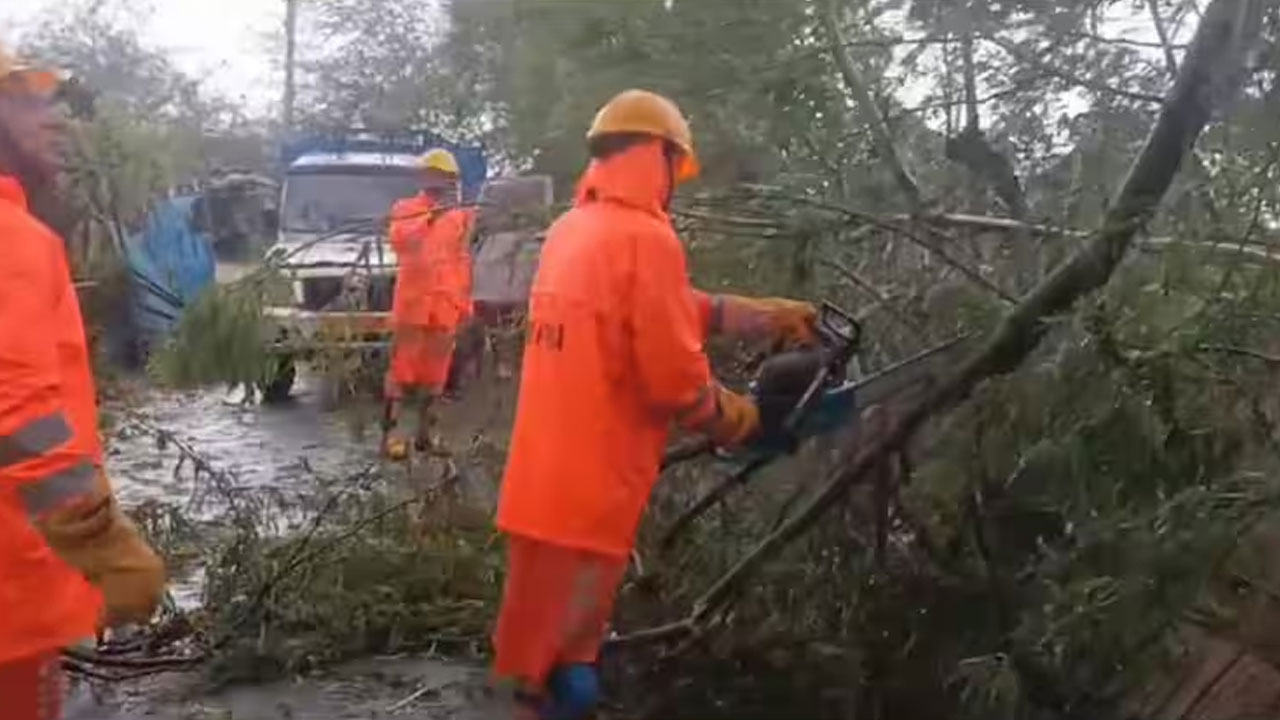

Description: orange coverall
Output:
[493,140,724,687]
[0,174,106,718]
[386,193,475,394]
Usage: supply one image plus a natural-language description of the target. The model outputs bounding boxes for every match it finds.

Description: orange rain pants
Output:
[385,325,456,396]
[492,534,628,688]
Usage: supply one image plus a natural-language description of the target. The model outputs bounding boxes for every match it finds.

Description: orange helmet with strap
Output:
[587,89,699,183]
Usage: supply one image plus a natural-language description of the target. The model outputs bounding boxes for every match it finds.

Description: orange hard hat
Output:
[587,89,699,182]
[0,45,60,96]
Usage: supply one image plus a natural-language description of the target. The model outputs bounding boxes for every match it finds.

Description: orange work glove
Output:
[703,385,761,448]
[716,295,819,348]
[34,472,166,626]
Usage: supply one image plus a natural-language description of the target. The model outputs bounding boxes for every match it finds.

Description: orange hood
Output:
[573,139,671,218]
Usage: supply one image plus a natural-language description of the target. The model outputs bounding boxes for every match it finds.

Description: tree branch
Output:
[986,35,1167,104]
[1148,0,1182,77]
[818,0,926,212]
[1064,30,1191,51]
[1198,344,1280,364]
[679,0,1265,626]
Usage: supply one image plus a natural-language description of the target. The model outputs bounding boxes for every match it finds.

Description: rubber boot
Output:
[382,397,409,461]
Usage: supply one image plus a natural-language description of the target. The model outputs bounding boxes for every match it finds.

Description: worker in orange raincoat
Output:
[0,48,166,719]
[382,148,476,460]
[492,89,818,719]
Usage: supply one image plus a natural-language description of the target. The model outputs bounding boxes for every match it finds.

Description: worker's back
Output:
[0,176,103,663]
[496,142,711,558]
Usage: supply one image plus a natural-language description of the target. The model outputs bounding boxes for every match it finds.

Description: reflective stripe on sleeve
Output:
[20,460,97,518]
[0,412,73,468]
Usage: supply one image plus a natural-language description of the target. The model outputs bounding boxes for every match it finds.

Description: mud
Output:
[64,655,498,719]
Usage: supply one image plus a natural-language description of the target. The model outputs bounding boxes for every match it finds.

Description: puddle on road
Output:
[100,378,386,610]
[104,380,382,512]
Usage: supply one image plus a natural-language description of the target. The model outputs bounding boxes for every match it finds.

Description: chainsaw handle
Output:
[818,300,861,352]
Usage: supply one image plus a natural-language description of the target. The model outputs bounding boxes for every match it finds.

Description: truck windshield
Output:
[281,169,420,234]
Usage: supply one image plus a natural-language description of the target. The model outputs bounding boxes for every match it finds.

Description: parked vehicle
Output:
[259,131,548,401]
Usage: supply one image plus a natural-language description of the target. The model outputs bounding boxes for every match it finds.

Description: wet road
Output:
[65,655,496,720]
[104,381,382,512]
[75,376,514,719]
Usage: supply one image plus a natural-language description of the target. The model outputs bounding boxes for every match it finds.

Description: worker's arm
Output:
[0,257,93,505]
[387,200,413,255]
[0,239,164,625]
[631,233,759,447]
[691,289,818,348]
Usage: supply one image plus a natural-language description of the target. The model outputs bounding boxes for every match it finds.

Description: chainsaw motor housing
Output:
[749,301,861,452]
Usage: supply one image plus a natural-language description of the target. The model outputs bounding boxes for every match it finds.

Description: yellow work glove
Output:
[716,295,819,349]
[34,472,166,626]
[704,385,762,449]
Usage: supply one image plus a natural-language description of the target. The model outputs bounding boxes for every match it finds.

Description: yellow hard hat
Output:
[418,148,460,176]
[587,89,699,182]
[0,44,61,95]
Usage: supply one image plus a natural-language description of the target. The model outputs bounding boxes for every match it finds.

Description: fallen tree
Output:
[626,0,1269,647]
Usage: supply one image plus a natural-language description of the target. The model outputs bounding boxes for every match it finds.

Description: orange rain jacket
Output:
[0,175,104,664]
[496,140,722,558]
[388,193,475,330]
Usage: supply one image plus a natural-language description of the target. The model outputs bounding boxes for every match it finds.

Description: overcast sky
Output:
[1,0,283,115]
[1,0,1188,123]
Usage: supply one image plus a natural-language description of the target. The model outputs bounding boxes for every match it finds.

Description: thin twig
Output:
[874,217,1019,304]
[63,647,204,669]
[986,35,1166,104]
[1198,344,1280,364]
[386,680,461,713]
[1064,30,1191,50]
[818,256,927,331]
[607,619,695,648]
[1148,0,1182,77]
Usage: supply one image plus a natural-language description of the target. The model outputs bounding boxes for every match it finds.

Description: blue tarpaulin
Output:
[124,196,215,345]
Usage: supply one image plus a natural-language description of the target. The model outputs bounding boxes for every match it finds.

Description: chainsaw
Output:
[659,302,971,549]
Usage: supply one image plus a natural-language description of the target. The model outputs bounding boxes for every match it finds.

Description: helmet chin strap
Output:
[662,141,678,211]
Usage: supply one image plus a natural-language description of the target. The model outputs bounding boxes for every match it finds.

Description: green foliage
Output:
[201,478,503,683]
[148,276,285,390]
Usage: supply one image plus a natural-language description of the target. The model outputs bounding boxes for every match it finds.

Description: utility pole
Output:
[283,0,298,134]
